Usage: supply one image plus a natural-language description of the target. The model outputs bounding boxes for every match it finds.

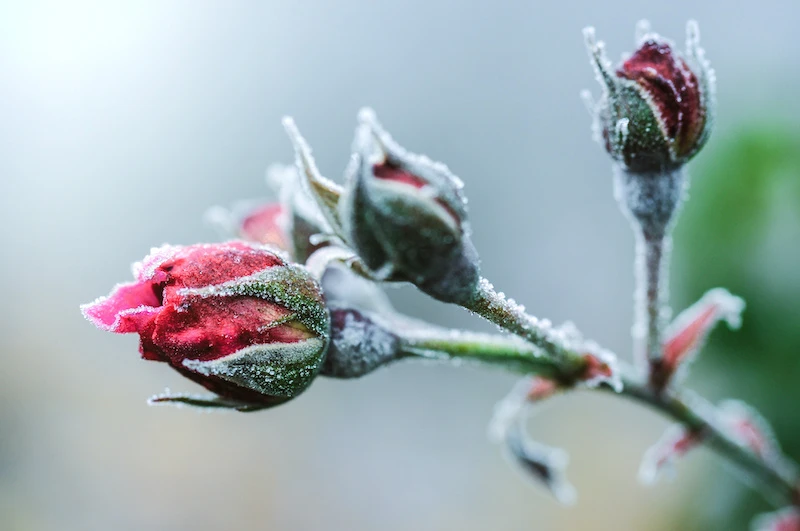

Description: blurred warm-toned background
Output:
[2,1,799,530]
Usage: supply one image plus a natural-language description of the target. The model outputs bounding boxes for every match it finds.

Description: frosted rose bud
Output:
[584,20,714,173]
[340,108,480,304]
[206,165,330,264]
[81,242,329,410]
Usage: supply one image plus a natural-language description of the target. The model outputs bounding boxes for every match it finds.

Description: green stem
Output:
[463,278,587,378]
[399,329,799,507]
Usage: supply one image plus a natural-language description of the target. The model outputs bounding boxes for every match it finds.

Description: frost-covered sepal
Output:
[583,20,713,173]
[339,108,480,304]
[655,288,745,389]
[81,242,330,409]
[321,307,403,378]
[148,390,280,412]
[282,117,344,236]
[751,508,800,531]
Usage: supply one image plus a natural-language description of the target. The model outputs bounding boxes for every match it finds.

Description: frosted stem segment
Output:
[464,278,588,378]
[613,165,686,380]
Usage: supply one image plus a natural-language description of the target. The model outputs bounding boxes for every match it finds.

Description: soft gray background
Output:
[1,1,798,530]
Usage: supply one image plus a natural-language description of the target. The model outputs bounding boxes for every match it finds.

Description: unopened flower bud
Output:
[81,242,329,410]
[206,165,330,264]
[340,108,480,304]
[584,20,714,173]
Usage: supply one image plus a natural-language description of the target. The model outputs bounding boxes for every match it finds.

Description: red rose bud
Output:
[583,20,714,173]
[207,202,290,250]
[639,423,704,484]
[339,108,480,304]
[81,242,330,410]
[752,508,800,531]
[206,165,330,264]
[658,288,745,388]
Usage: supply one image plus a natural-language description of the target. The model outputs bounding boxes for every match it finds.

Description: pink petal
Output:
[81,281,161,333]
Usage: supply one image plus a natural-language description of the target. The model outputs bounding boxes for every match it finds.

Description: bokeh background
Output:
[2,1,799,530]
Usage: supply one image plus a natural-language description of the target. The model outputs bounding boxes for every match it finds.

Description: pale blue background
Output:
[1,1,798,530]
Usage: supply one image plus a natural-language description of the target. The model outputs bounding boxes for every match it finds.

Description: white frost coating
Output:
[667,287,745,336]
[282,116,344,235]
[131,243,179,280]
[281,117,343,195]
[686,20,716,117]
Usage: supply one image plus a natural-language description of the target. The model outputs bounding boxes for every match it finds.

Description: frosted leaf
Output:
[663,287,745,385]
[639,423,703,485]
[282,117,344,234]
[504,419,577,505]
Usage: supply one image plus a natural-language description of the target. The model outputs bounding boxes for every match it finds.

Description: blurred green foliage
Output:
[672,122,800,530]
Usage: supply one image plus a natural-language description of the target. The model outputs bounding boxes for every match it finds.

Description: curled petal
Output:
[639,423,704,485]
[80,281,161,333]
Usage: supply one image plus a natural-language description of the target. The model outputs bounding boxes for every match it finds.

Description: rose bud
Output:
[653,288,745,389]
[206,202,290,250]
[752,508,800,531]
[338,108,480,304]
[81,241,330,410]
[206,165,330,264]
[583,20,714,174]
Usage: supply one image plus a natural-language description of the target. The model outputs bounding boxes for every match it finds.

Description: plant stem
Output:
[635,230,671,388]
[462,278,587,379]
[400,329,799,507]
